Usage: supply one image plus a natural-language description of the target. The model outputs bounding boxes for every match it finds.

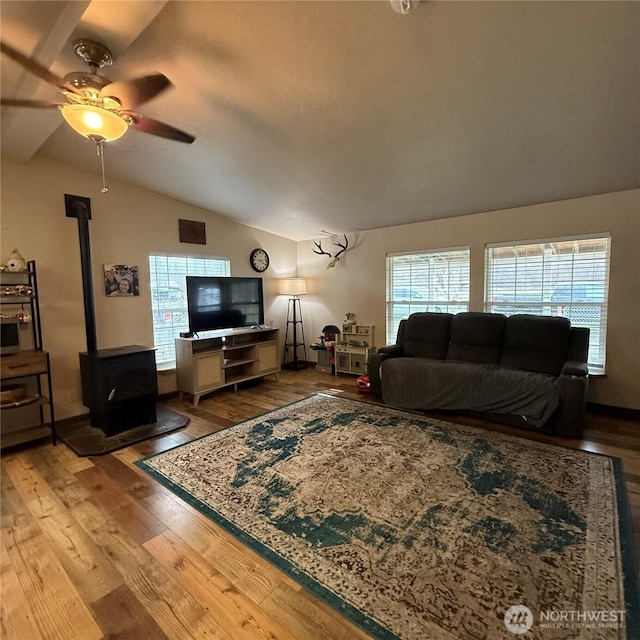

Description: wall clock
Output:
[250,248,270,272]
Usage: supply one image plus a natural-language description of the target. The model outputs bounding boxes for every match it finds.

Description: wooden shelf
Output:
[176,327,280,406]
[0,295,36,302]
[1,424,53,448]
[225,372,259,386]
[223,358,255,368]
[223,344,258,352]
[0,393,48,409]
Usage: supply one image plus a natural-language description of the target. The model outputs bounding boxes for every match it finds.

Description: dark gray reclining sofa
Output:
[369,311,590,437]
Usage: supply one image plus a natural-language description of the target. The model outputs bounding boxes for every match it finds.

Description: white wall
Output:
[1,156,298,419]
[297,190,640,410]
[2,156,638,416]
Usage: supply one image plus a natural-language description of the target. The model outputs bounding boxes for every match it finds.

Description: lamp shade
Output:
[279,278,307,296]
[61,104,129,142]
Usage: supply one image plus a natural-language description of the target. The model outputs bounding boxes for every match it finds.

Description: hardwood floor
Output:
[2,368,639,640]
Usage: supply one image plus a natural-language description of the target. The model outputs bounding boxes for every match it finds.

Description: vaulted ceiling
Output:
[1,1,638,240]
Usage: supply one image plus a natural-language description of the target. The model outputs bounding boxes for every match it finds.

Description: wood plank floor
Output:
[2,368,639,640]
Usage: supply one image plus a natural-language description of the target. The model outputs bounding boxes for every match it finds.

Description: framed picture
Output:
[179,219,206,244]
[104,264,139,297]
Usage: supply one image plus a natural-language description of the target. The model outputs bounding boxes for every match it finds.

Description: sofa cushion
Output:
[500,315,571,375]
[403,312,453,359]
[382,358,560,427]
[447,312,506,364]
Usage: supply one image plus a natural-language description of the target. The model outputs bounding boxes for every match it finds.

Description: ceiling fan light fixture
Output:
[61,104,128,142]
[1,39,194,144]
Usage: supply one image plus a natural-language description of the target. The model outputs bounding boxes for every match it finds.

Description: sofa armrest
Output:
[556,370,589,438]
[369,348,404,396]
[378,344,404,356]
[561,361,589,377]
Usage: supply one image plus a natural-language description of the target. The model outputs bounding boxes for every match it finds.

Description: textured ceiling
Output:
[1,1,638,241]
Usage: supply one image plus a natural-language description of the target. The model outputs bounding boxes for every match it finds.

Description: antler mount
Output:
[313,233,350,269]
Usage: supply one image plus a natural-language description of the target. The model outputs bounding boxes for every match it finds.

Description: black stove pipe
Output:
[65,194,97,352]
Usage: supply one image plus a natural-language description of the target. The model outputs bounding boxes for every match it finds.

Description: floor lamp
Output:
[280,278,308,371]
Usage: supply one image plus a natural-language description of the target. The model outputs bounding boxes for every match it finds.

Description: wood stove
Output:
[80,346,158,436]
[66,194,160,436]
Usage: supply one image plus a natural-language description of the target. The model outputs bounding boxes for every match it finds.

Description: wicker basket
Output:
[0,383,27,404]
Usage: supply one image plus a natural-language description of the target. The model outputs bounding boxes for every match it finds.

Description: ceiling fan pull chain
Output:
[96,140,109,193]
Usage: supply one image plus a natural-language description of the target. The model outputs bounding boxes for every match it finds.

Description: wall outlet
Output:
[68,390,78,403]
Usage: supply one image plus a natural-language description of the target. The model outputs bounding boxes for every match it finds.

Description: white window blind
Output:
[386,248,470,343]
[149,254,230,365]
[484,235,610,369]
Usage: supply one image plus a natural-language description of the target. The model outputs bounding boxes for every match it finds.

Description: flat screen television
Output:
[186,276,264,334]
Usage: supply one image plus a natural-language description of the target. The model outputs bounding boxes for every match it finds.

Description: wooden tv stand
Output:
[175,327,279,406]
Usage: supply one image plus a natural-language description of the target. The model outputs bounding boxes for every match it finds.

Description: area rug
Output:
[136,394,639,640]
[58,406,190,456]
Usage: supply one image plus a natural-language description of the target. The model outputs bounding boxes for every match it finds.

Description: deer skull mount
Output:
[313,234,350,269]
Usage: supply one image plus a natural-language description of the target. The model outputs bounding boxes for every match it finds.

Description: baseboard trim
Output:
[587,402,640,421]
[158,391,180,402]
[53,411,89,429]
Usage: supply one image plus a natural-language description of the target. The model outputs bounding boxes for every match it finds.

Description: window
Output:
[484,235,610,369]
[149,254,230,365]
[386,248,470,343]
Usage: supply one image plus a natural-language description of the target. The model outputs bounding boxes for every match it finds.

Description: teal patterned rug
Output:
[137,394,639,640]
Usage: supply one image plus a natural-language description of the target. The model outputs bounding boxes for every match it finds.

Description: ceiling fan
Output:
[1,38,195,145]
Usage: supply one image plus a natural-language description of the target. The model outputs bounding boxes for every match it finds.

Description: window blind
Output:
[484,235,611,369]
[386,248,470,343]
[149,254,230,365]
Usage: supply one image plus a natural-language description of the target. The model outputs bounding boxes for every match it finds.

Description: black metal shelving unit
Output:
[1,260,56,448]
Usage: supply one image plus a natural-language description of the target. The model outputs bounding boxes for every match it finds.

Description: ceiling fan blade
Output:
[101,74,172,111]
[1,41,76,93]
[128,114,195,144]
[1,98,62,109]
